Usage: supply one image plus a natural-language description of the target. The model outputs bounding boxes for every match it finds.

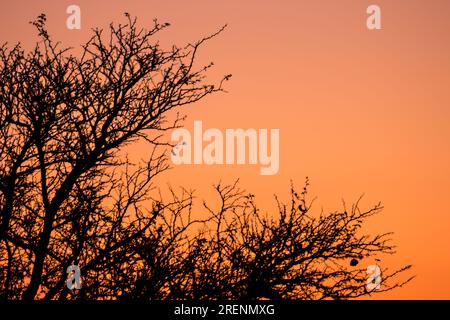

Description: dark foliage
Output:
[0,15,411,300]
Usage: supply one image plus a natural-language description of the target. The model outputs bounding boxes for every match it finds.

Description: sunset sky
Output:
[1,0,450,299]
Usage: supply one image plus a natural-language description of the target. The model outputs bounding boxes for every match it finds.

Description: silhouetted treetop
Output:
[0,15,411,301]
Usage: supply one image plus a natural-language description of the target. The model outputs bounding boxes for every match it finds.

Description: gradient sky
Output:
[1,0,450,299]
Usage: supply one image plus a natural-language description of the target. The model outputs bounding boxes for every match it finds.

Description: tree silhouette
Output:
[0,15,411,300]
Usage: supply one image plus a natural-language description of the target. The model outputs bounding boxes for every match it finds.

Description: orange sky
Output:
[1,0,450,299]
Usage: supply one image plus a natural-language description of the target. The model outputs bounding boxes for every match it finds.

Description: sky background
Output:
[1,0,450,299]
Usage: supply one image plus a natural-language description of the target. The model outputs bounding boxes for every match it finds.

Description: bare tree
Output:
[124,179,412,300]
[0,15,411,301]
[0,14,228,300]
